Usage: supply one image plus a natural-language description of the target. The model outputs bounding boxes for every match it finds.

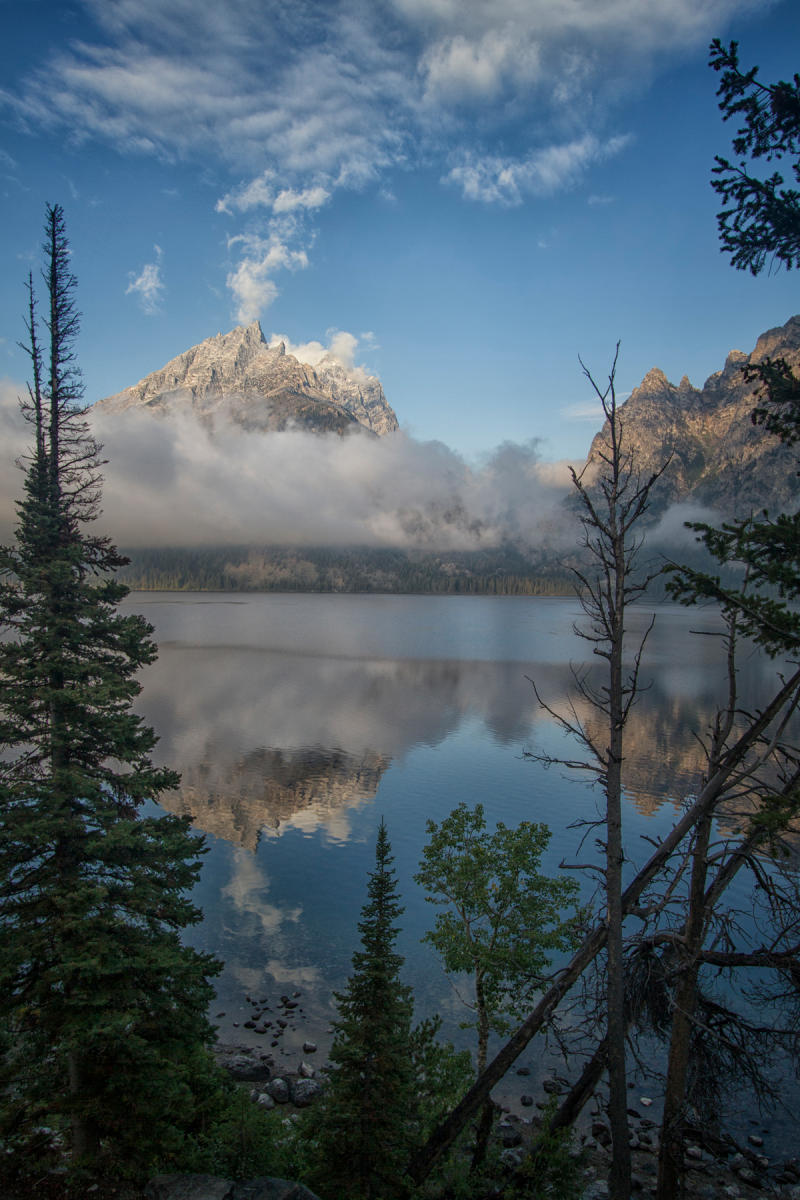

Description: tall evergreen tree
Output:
[709,37,800,275]
[309,820,418,1200]
[0,205,220,1185]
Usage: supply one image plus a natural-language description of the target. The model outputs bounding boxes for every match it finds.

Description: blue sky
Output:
[1,0,798,467]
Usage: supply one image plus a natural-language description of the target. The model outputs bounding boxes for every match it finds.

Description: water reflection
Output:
[124,595,793,1057]
[137,645,569,845]
[132,615,776,844]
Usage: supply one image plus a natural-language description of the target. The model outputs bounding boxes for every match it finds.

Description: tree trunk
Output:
[471,1099,499,1169]
[549,1038,609,1134]
[656,813,712,1200]
[606,540,631,1199]
[68,1051,100,1162]
[470,970,496,1166]
[476,970,489,1076]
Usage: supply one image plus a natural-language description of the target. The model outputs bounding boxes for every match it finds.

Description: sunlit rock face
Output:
[583,315,800,518]
[94,321,399,437]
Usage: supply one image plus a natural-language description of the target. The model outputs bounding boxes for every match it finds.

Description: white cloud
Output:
[216,171,277,215]
[446,134,632,205]
[225,225,310,322]
[268,328,374,379]
[215,175,330,319]
[7,0,757,188]
[0,379,29,539]
[420,29,542,103]
[1,0,764,303]
[273,185,330,214]
[125,244,164,314]
[24,396,565,552]
[562,400,610,422]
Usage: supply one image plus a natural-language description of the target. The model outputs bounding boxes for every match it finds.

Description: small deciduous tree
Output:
[0,204,221,1185]
[415,802,581,1166]
[309,819,418,1200]
[415,802,581,1076]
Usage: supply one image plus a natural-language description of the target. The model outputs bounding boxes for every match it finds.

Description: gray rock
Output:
[230,1181,322,1200]
[499,1125,522,1148]
[256,1093,275,1109]
[269,1078,290,1104]
[298,1061,315,1078]
[146,1175,234,1200]
[736,1166,760,1186]
[591,1121,612,1148]
[302,1042,317,1054]
[216,1050,270,1082]
[290,1078,323,1107]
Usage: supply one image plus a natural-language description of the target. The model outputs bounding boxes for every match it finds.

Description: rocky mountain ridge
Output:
[94,321,399,437]
[584,314,800,518]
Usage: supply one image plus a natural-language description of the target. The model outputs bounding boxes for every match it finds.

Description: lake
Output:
[122,590,793,1140]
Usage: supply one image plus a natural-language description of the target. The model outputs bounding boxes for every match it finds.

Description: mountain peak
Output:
[93,324,399,437]
[637,367,671,393]
[585,314,800,519]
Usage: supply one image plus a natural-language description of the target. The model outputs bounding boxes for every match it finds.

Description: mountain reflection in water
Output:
[133,595,770,842]
[123,592,797,1144]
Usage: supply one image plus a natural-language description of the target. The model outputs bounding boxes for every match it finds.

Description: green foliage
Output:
[415,803,582,1071]
[175,1081,288,1180]
[0,205,221,1183]
[710,38,800,274]
[308,820,420,1200]
[412,1138,506,1200]
[505,1101,584,1200]
[408,1016,475,1141]
[748,355,800,446]
[666,508,800,657]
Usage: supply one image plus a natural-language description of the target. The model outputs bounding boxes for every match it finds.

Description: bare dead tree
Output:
[407,354,800,1186]
[522,346,668,1198]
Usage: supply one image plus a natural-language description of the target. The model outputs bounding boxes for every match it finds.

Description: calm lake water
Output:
[122,591,794,1141]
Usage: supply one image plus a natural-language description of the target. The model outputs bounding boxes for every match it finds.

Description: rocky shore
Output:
[203,1041,800,1200]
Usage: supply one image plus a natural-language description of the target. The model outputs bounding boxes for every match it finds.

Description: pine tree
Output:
[309,820,418,1200]
[0,205,221,1185]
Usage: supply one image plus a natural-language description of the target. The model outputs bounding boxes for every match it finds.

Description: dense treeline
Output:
[115,543,574,596]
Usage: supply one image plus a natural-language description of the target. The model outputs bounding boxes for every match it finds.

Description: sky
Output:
[0,0,798,547]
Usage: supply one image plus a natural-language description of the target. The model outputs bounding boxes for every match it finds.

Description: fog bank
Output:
[0,385,573,550]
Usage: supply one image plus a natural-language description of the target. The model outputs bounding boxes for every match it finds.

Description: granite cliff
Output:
[584,314,800,518]
[94,321,399,437]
